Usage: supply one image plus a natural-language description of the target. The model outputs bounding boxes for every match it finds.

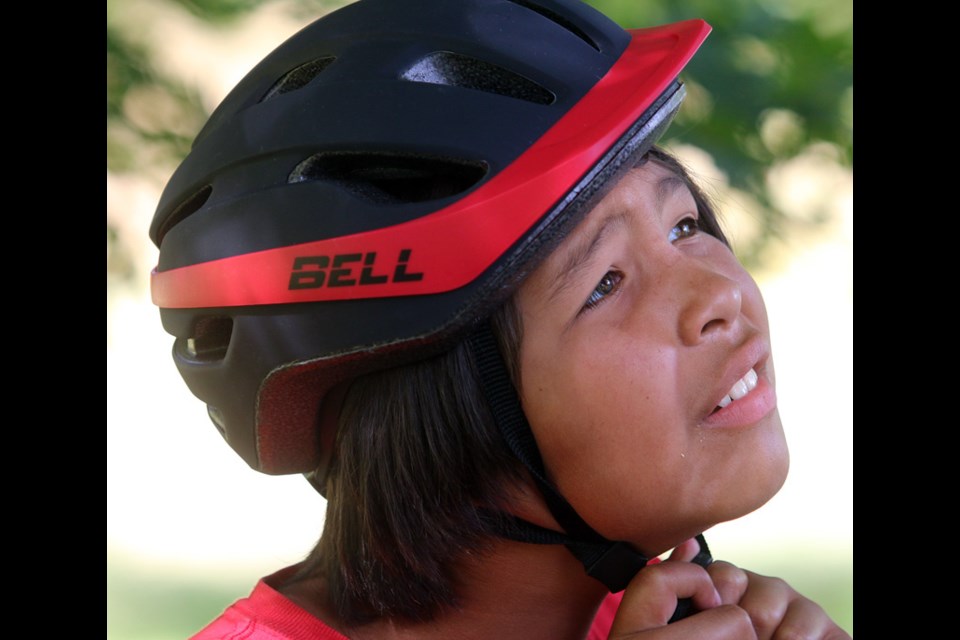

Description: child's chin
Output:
[729,450,790,523]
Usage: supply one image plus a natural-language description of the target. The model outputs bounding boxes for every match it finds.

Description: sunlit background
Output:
[106,0,852,637]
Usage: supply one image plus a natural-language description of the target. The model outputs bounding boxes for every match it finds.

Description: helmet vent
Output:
[401,52,555,105]
[185,316,233,362]
[155,184,212,245]
[507,0,600,51]
[261,56,336,102]
[289,151,488,204]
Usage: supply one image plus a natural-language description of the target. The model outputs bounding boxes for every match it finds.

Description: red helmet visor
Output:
[151,20,710,310]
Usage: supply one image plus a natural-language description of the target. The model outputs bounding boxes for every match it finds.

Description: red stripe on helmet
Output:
[152,20,711,309]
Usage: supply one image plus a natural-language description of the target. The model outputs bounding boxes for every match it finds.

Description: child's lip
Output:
[701,336,772,426]
[702,372,777,429]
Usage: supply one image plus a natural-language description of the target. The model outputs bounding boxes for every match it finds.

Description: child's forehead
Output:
[546,163,692,257]
[517,161,696,305]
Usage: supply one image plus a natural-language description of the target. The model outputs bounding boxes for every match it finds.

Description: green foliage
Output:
[106,25,206,173]
[107,559,248,640]
[170,0,264,22]
[586,0,852,265]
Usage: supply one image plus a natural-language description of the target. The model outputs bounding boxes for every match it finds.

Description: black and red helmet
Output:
[150,0,710,480]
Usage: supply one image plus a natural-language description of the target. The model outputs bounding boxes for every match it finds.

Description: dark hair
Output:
[645,146,729,248]
[289,299,526,625]
[289,147,726,625]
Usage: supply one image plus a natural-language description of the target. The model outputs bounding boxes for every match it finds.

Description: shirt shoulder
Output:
[190,566,349,640]
[587,590,625,640]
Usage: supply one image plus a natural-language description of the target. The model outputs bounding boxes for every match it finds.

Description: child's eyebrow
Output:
[543,175,689,306]
[656,175,688,211]
[546,211,628,304]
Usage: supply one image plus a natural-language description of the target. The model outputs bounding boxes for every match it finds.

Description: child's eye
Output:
[668,217,700,242]
[582,270,623,312]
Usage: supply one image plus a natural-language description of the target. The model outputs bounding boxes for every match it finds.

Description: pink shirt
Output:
[191,565,625,639]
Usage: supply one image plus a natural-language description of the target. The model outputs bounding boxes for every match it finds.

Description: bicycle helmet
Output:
[150,0,711,593]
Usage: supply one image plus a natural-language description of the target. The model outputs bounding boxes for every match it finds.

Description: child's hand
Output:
[608,542,851,639]
[707,561,851,640]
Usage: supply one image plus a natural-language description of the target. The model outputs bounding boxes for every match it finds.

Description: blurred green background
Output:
[107,0,852,637]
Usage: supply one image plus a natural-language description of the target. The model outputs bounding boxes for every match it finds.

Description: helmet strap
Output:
[467,320,656,592]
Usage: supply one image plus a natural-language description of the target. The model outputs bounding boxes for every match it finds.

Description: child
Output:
[149,0,851,637]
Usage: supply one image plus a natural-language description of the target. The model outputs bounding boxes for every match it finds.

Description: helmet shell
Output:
[150,0,710,475]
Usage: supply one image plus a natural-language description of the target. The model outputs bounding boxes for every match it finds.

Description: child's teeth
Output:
[716,368,758,409]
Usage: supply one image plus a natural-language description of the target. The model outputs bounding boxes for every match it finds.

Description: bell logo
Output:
[288,249,424,290]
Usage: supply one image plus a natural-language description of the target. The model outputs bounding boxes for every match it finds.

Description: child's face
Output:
[515,160,789,556]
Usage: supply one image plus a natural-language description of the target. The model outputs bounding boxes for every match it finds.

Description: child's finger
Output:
[774,597,851,640]
[608,560,722,636]
[734,570,851,640]
[667,537,702,562]
[609,604,758,639]
[707,561,750,605]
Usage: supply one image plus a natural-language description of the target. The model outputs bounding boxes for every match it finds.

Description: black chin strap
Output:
[485,510,654,593]
[467,322,711,600]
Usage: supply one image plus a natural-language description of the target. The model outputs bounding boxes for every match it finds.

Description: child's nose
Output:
[676,263,742,346]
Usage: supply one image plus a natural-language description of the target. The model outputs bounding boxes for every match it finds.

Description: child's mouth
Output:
[711,368,759,414]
